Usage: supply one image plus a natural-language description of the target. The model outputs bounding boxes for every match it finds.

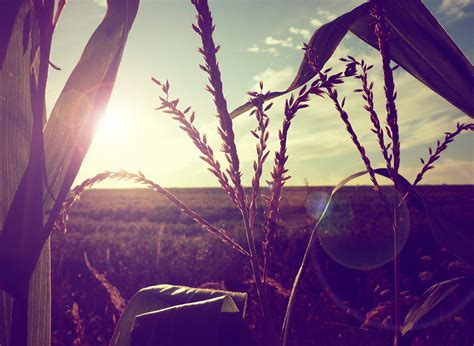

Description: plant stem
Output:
[10,291,28,346]
[392,206,401,346]
[241,211,275,346]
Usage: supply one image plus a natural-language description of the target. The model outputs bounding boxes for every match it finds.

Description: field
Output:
[51,186,474,345]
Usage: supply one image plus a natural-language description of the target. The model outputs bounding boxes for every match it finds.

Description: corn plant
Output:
[0,0,138,345]
[32,0,474,345]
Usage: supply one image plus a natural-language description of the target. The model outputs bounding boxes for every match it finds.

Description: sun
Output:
[97,107,127,138]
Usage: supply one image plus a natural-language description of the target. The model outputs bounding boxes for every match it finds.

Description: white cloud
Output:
[317,9,337,20]
[264,36,293,48]
[310,18,323,27]
[247,40,471,186]
[247,45,279,56]
[289,27,311,40]
[439,0,473,18]
[310,8,337,28]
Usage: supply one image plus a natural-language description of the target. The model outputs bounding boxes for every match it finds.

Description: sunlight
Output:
[97,106,127,138]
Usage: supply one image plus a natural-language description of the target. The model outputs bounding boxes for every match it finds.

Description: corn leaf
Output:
[111,284,251,346]
[0,1,46,344]
[402,276,473,335]
[43,0,139,233]
[230,1,474,118]
[0,0,43,292]
[1,0,139,345]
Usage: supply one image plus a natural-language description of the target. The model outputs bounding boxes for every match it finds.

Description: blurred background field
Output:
[51,186,473,345]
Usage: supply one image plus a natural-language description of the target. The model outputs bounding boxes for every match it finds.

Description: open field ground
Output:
[51,186,474,345]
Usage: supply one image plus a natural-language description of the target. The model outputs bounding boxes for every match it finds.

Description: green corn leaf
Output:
[402,276,473,336]
[230,1,474,118]
[111,284,252,346]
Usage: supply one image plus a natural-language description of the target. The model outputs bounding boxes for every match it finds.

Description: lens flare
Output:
[316,187,410,270]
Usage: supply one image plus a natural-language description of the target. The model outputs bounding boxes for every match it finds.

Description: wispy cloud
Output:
[310,18,322,28]
[247,45,278,56]
[247,36,294,56]
[264,36,293,48]
[317,9,337,20]
[289,27,311,40]
[310,8,338,28]
[439,0,474,19]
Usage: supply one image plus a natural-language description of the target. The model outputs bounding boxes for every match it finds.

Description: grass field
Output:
[51,185,474,345]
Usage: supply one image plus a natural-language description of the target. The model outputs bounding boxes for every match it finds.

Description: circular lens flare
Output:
[317,186,410,270]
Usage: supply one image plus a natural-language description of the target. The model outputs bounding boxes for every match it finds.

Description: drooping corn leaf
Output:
[230,1,474,118]
[111,284,251,346]
[402,276,474,335]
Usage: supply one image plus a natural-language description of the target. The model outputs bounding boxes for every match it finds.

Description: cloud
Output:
[289,27,311,40]
[247,40,470,186]
[264,36,293,48]
[248,34,296,56]
[247,45,279,56]
[317,9,337,20]
[439,0,474,18]
[310,18,322,27]
[252,67,295,92]
[310,8,338,28]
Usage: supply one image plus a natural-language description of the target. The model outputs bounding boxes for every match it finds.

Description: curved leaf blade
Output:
[112,284,249,346]
[230,1,474,118]
[402,276,473,335]
[43,0,140,232]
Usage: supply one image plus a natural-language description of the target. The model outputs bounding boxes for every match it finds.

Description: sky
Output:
[46,0,474,188]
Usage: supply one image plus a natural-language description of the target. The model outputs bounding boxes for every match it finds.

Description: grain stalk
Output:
[55,170,250,257]
[190,1,274,340]
[263,85,311,284]
[370,2,403,343]
[413,123,474,186]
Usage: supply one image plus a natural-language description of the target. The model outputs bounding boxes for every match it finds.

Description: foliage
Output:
[0,0,138,344]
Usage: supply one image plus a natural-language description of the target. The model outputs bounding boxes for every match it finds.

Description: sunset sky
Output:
[46,0,474,188]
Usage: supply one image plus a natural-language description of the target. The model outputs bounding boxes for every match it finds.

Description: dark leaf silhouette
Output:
[230,1,474,119]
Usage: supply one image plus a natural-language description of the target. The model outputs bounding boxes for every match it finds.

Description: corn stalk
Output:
[0,1,139,344]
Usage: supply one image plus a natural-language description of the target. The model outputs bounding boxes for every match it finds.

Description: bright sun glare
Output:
[97,107,126,138]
